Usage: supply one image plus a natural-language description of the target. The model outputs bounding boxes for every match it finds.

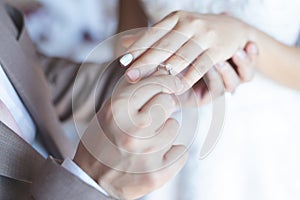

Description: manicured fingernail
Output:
[248,44,259,55]
[236,50,247,59]
[126,69,140,81]
[119,53,133,67]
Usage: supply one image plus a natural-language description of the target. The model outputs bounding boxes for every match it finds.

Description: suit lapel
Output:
[0,4,74,158]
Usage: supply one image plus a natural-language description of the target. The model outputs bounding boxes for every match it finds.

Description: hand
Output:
[120,11,254,90]
[73,75,188,200]
[178,42,258,107]
[121,32,258,107]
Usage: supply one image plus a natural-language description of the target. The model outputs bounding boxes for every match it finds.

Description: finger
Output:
[137,118,180,152]
[125,29,191,82]
[232,49,255,82]
[154,119,180,153]
[125,75,184,110]
[191,79,210,106]
[182,50,214,90]
[139,94,177,131]
[119,14,178,67]
[204,67,225,99]
[121,34,139,48]
[119,118,180,153]
[143,145,188,193]
[163,39,206,76]
[163,145,188,168]
[245,42,259,59]
[215,61,241,93]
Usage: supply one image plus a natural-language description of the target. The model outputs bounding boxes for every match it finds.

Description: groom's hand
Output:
[74,75,188,200]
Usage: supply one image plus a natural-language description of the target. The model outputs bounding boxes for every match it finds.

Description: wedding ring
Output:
[158,63,174,75]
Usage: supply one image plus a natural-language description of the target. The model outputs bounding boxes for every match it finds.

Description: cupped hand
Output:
[151,42,258,107]
[73,74,188,200]
[120,11,255,90]
[194,42,258,105]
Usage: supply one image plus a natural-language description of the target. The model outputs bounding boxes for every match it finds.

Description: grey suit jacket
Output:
[0,2,117,199]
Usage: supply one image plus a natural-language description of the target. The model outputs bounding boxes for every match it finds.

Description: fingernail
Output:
[248,44,259,55]
[126,69,140,81]
[236,50,247,59]
[119,53,134,67]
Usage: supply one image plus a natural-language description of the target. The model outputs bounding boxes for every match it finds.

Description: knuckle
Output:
[120,137,138,151]
[190,18,205,29]
[145,27,161,37]
[157,39,171,49]
[134,114,150,128]
[206,29,217,42]
[159,93,176,107]
[206,48,220,63]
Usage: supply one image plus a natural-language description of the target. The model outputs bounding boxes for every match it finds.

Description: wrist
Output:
[73,142,105,183]
[73,143,121,198]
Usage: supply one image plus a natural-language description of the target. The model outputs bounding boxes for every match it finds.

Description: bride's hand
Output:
[120,32,258,107]
[120,11,255,90]
[152,42,258,107]
[192,42,258,106]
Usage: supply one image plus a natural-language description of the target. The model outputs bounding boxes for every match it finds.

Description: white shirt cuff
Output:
[62,158,110,196]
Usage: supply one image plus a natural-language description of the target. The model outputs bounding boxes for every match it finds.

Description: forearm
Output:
[249,27,300,89]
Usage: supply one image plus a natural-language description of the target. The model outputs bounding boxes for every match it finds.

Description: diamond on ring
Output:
[158,63,174,75]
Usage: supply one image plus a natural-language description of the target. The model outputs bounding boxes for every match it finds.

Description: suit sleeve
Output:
[31,156,115,200]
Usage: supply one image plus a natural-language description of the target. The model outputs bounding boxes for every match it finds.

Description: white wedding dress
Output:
[140,0,300,200]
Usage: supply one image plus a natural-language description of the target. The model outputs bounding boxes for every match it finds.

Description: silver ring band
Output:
[158,63,174,75]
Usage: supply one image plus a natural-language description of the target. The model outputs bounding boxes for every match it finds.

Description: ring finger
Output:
[162,38,207,76]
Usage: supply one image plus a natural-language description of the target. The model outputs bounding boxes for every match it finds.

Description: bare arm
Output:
[120,12,300,91]
[250,29,300,89]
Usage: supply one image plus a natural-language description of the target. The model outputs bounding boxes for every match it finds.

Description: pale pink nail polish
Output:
[126,69,140,81]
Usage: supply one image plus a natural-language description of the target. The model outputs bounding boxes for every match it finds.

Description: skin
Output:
[122,33,258,106]
[118,1,258,103]
[74,75,188,200]
[73,3,259,200]
[72,2,298,199]
[122,10,300,90]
